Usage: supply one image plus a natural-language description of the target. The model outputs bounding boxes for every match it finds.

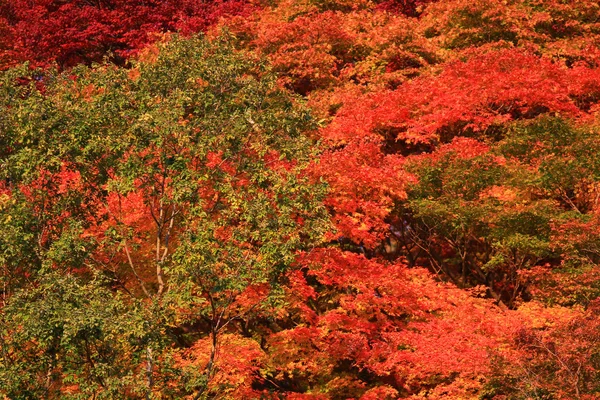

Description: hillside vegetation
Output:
[2,1,600,398]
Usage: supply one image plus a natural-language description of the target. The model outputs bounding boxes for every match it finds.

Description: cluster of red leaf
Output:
[0,0,256,69]
[223,0,600,397]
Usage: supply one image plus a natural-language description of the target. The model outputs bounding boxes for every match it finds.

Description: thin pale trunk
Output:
[123,239,152,299]
[146,346,154,400]
[155,200,176,296]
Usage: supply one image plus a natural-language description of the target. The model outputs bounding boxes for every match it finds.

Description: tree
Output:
[0,33,329,398]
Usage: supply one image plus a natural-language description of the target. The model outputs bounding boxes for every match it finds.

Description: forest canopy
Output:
[2,0,600,399]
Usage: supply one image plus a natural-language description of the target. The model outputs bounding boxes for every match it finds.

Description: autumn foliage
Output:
[3,0,600,399]
[0,0,256,69]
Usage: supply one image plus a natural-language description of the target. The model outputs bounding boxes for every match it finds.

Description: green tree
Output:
[0,33,329,398]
